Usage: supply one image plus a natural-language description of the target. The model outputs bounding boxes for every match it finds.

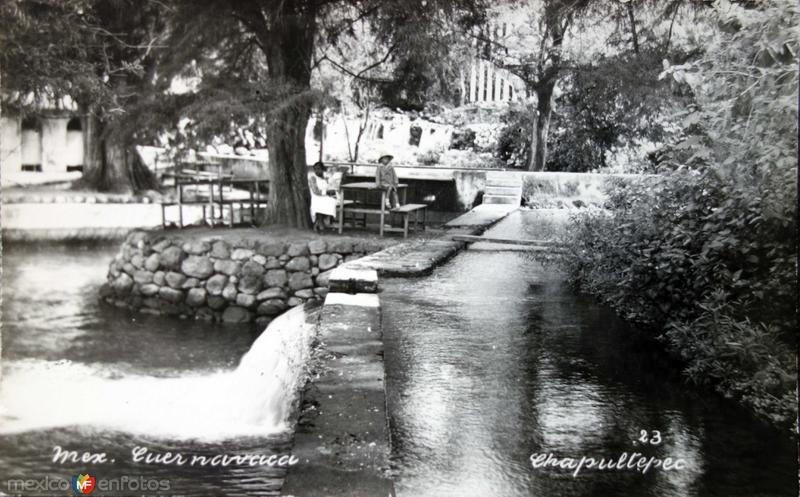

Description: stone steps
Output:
[484,194,521,205]
[483,171,523,206]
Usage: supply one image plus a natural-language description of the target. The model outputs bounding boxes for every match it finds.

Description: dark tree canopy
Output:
[158,0,487,227]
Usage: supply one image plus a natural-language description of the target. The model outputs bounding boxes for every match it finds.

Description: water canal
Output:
[0,243,307,496]
[381,210,797,497]
[0,211,796,496]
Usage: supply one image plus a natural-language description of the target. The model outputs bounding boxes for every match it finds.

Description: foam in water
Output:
[0,305,317,441]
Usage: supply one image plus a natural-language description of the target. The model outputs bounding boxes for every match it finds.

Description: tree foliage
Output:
[563,0,798,427]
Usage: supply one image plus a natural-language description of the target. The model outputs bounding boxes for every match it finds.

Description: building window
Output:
[66,116,85,171]
[67,117,82,131]
[20,116,42,171]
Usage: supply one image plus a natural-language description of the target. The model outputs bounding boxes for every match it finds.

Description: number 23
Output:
[638,430,662,445]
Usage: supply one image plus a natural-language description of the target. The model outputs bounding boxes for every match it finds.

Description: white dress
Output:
[308,173,338,221]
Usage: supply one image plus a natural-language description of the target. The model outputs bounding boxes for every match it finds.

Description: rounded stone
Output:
[144,253,161,272]
[238,274,263,295]
[264,257,282,269]
[152,239,172,253]
[160,246,185,270]
[252,254,267,265]
[222,306,251,323]
[140,283,159,296]
[222,283,238,301]
[159,287,184,304]
[285,256,311,272]
[165,271,187,289]
[186,287,207,307]
[133,270,154,284]
[256,299,287,316]
[287,297,303,307]
[181,256,214,279]
[111,273,134,294]
[210,240,231,259]
[315,269,334,287]
[153,271,166,286]
[214,259,241,276]
[328,239,353,254]
[313,287,329,298]
[308,240,327,255]
[182,277,200,289]
[207,295,227,310]
[294,289,314,299]
[196,307,216,321]
[206,274,228,296]
[287,242,309,257]
[236,293,256,308]
[263,269,288,288]
[231,248,255,261]
[317,253,339,271]
[256,287,287,301]
[131,254,144,269]
[288,272,313,291]
[256,241,285,257]
[311,267,320,276]
[241,260,266,277]
[183,240,211,255]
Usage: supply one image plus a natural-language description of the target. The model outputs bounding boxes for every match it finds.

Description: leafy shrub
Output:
[562,0,798,428]
[496,105,534,168]
[416,150,441,165]
[449,128,476,150]
[563,168,797,427]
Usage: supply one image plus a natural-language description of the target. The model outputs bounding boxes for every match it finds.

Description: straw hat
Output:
[377,151,394,163]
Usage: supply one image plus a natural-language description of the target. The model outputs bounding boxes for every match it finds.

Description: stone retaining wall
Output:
[101,231,383,327]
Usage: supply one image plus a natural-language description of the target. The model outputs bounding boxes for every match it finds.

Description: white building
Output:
[1,112,85,180]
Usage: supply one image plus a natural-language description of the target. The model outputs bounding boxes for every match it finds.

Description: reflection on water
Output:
[382,210,796,497]
[0,243,299,496]
[2,243,259,375]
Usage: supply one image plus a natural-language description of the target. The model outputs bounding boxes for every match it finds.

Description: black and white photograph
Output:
[0,0,797,495]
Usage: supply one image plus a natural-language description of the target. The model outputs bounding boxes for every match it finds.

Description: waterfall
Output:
[0,305,318,441]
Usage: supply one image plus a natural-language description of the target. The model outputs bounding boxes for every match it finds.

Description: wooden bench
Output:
[391,203,427,238]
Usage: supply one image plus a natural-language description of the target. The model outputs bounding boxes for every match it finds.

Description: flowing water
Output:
[0,243,316,496]
[381,210,797,497]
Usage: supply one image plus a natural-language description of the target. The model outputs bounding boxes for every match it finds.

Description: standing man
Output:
[375,151,400,209]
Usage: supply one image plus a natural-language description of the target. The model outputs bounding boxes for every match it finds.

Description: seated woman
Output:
[308,161,338,232]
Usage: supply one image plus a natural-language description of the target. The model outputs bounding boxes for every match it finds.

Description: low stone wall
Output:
[101,231,383,327]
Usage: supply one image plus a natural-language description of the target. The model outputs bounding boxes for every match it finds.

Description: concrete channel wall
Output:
[283,203,518,496]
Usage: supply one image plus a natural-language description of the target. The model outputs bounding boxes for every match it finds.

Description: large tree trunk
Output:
[526,2,567,172]
[528,82,555,171]
[77,109,158,193]
[260,7,316,228]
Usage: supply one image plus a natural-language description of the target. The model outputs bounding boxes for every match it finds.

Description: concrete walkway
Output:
[444,203,518,229]
[282,291,392,497]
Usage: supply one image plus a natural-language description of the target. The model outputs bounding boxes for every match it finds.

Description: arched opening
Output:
[20,117,42,172]
[66,117,84,172]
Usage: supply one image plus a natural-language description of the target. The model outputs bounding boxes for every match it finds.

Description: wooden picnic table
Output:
[337,182,411,237]
[161,171,268,228]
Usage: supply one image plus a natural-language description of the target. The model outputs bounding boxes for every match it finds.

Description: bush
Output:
[416,150,441,165]
[449,128,476,150]
[563,168,797,427]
